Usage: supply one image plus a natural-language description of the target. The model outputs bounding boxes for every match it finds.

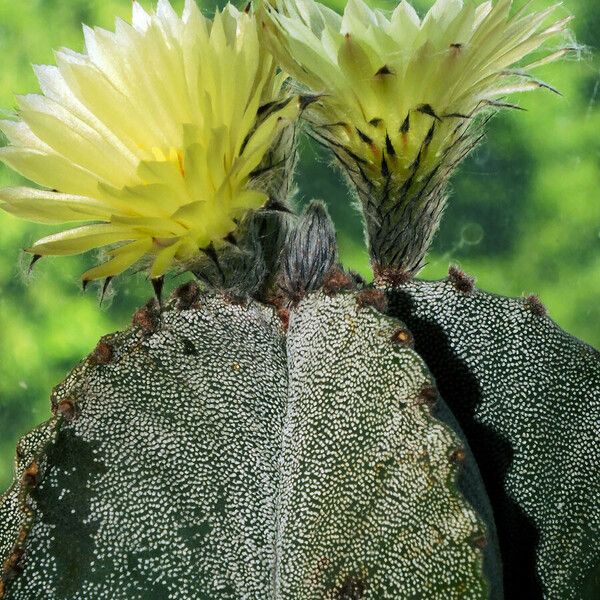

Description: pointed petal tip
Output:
[28,254,43,274]
[99,276,113,305]
[151,276,165,306]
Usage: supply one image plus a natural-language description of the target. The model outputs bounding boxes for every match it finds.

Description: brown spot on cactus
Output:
[55,398,77,422]
[416,385,438,409]
[277,307,290,331]
[22,463,39,488]
[223,293,248,307]
[173,281,201,310]
[450,447,467,464]
[132,300,160,334]
[90,339,113,366]
[0,578,5,598]
[471,534,488,550]
[391,328,414,347]
[349,271,366,286]
[448,265,475,293]
[3,547,24,576]
[524,294,547,317]
[356,288,388,313]
[322,269,354,295]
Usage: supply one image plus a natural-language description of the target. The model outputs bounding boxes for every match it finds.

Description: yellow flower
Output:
[0,0,299,284]
[261,0,572,275]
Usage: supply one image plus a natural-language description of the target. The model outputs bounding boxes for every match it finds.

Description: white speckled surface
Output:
[392,278,600,598]
[1,291,490,599]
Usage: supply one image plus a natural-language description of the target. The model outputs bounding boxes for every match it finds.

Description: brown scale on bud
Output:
[322,269,355,295]
[173,281,201,310]
[372,264,412,288]
[391,327,414,347]
[416,385,438,409]
[22,462,39,488]
[132,299,160,334]
[356,288,388,313]
[524,294,547,317]
[448,264,475,294]
[90,338,114,366]
[416,103,442,122]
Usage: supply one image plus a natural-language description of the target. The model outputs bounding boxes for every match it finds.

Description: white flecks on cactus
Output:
[280,291,489,598]
[0,290,498,598]
[391,277,600,599]
[0,0,299,284]
[1,295,288,599]
[261,0,573,273]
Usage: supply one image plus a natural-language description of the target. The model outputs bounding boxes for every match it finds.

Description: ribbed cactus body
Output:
[0,290,493,599]
[389,276,600,599]
[279,292,492,598]
[1,296,288,599]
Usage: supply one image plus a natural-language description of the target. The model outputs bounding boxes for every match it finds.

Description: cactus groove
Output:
[0,289,493,599]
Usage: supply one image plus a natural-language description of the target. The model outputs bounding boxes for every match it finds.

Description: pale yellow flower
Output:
[0,0,299,284]
[262,0,572,274]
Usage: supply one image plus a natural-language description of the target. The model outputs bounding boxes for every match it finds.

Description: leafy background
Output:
[0,0,598,491]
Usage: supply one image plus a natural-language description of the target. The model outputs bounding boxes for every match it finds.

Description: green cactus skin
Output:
[0,289,496,599]
[278,292,490,598]
[388,272,600,599]
[0,419,59,588]
[1,295,289,599]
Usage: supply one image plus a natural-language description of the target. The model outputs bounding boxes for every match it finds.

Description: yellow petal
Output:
[150,239,184,278]
[82,238,154,281]
[0,187,111,223]
[0,147,102,197]
[29,224,141,256]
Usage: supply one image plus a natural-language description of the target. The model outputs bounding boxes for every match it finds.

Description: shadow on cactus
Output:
[0,1,597,599]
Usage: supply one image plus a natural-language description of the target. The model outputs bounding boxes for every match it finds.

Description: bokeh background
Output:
[0,0,598,491]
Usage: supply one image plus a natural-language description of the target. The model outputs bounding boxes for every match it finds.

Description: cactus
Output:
[1,1,598,598]
[388,272,600,599]
[0,289,500,598]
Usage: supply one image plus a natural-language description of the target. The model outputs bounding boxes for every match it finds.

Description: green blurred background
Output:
[0,0,598,491]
